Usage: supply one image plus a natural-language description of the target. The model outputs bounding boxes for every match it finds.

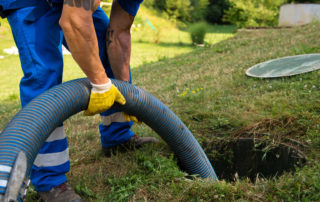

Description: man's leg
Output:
[92,7,134,148]
[91,7,157,151]
[7,6,79,200]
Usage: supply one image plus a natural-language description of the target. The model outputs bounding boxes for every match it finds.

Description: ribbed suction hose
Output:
[0,78,217,198]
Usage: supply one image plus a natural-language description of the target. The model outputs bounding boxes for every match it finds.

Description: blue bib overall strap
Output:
[24,0,52,22]
[0,0,38,18]
[118,0,143,16]
[44,0,144,14]
[0,0,50,21]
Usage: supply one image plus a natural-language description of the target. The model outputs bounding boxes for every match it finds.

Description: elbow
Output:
[107,31,131,55]
[59,15,93,40]
[59,16,73,34]
[108,29,131,48]
[59,13,85,34]
[118,31,131,48]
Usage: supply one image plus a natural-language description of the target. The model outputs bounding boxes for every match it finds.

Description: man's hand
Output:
[85,81,142,124]
[85,81,126,116]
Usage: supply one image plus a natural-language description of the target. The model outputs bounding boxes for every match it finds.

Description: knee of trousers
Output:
[20,62,63,106]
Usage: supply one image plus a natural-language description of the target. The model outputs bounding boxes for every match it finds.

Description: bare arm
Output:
[59,0,108,85]
[107,0,135,81]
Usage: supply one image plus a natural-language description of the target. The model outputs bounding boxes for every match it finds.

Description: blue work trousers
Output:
[7,5,134,191]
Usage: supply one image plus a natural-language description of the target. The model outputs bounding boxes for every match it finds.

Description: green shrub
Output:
[223,0,287,28]
[189,22,207,44]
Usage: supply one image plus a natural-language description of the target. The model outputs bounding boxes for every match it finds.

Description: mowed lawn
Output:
[1,12,320,202]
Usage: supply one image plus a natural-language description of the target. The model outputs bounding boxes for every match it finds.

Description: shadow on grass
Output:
[133,40,193,48]
[205,25,237,34]
[179,24,237,34]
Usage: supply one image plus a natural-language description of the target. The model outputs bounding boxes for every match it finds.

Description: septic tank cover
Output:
[246,54,320,78]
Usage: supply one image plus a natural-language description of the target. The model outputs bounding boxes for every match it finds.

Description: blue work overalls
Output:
[0,0,142,192]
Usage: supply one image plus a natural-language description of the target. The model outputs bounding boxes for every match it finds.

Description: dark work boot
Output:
[103,134,158,156]
[38,182,82,202]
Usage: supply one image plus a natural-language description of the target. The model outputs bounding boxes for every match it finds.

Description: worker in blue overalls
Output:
[0,0,157,201]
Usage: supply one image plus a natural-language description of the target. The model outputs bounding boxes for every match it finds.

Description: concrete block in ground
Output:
[279,4,320,26]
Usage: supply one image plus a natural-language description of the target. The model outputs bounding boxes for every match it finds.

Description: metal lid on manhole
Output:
[246,54,320,78]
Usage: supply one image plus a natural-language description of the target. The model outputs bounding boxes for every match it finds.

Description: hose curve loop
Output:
[0,78,217,196]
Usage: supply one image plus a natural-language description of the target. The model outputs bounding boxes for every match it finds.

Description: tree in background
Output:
[165,0,192,22]
[206,0,230,24]
[287,0,319,2]
[145,0,210,23]
[190,0,210,22]
[223,0,287,28]
[143,0,299,27]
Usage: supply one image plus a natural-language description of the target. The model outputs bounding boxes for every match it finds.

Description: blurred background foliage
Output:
[223,0,288,27]
[135,0,319,28]
[98,0,320,46]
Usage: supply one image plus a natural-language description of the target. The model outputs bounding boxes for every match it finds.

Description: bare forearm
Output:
[107,29,131,81]
[60,0,108,84]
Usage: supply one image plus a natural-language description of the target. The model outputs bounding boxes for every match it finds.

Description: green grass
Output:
[130,7,236,67]
[1,11,320,202]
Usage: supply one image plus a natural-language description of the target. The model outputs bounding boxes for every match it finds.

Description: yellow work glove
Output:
[84,80,126,116]
[123,112,142,124]
[84,81,141,124]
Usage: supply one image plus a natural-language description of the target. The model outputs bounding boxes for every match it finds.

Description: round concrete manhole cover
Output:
[246,54,320,78]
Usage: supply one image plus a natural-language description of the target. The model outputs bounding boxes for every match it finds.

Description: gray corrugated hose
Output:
[0,78,218,200]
